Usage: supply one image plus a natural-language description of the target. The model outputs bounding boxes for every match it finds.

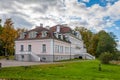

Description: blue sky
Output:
[78,0,120,49]
[0,0,120,50]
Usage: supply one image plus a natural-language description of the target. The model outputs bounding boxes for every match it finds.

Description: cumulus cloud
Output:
[115,27,120,30]
[0,0,120,49]
[117,41,120,50]
[0,0,120,31]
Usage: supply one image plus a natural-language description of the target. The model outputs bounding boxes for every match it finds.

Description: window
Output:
[42,44,46,53]
[21,55,24,59]
[19,33,26,39]
[20,45,24,51]
[55,45,58,53]
[54,32,58,38]
[42,31,47,37]
[54,45,59,53]
[28,45,32,51]
[60,46,63,53]
[29,31,37,38]
[65,47,69,53]
[58,34,63,40]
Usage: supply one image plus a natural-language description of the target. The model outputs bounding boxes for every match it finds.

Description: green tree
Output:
[0,18,17,56]
[88,34,99,56]
[96,30,117,57]
[99,52,113,64]
[75,27,117,57]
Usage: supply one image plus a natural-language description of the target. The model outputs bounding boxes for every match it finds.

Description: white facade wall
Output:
[15,39,71,62]
[15,32,95,61]
[15,39,53,55]
[65,33,87,55]
[15,39,71,55]
[54,39,71,55]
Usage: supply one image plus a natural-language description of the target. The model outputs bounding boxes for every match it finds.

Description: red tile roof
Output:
[17,25,72,43]
[50,25,72,33]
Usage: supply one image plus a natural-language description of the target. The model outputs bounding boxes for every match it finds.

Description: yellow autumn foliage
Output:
[0,18,17,55]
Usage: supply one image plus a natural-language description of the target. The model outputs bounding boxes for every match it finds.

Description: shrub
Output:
[113,52,120,61]
[99,52,113,64]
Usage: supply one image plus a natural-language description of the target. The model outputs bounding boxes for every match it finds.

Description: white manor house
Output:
[15,24,95,62]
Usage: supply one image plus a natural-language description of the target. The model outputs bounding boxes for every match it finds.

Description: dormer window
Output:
[58,34,63,40]
[72,30,75,34]
[65,35,69,41]
[41,31,47,37]
[54,32,58,38]
[19,32,26,39]
[29,31,37,38]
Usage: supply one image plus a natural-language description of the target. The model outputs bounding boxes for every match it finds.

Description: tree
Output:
[0,19,2,33]
[99,52,113,64]
[88,34,99,56]
[96,30,117,57]
[16,28,28,37]
[0,19,4,56]
[0,18,17,56]
[75,27,95,55]
[75,27,117,57]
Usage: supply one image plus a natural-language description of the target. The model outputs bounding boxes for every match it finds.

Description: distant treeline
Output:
[75,27,119,57]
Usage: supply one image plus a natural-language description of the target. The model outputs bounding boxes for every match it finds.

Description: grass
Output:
[0,60,120,80]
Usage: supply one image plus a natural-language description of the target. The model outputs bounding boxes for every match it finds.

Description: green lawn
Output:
[0,60,120,80]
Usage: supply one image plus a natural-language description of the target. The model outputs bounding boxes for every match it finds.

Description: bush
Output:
[99,52,113,64]
[113,52,120,61]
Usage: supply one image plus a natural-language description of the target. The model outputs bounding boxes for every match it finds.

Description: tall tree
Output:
[75,27,117,57]
[0,19,4,55]
[75,27,95,55]
[16,28,28,37]
[0,18,17,56]
[96,30,117,57]
[0,19,2,32]
[87,34,99,56]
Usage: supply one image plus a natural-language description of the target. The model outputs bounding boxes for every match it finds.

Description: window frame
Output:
[42,44,46,53]
[20,45,24,52]
[28,45,32,52]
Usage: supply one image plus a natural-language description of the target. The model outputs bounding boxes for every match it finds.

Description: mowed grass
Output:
[0,60,120,80]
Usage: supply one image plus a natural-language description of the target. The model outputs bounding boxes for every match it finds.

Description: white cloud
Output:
[0,0,120,49]
[115,27,120,30]
[0,0,120,31]
[82,0,90,3]
[117,41,120,50]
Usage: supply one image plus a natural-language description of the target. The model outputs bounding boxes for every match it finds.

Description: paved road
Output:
[0,59,53,67]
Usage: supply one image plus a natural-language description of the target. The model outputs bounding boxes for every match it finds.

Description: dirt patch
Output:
[110,61,120,65]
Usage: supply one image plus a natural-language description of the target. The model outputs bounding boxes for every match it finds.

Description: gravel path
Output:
[0,59,53,67]
[0,59,83,68]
